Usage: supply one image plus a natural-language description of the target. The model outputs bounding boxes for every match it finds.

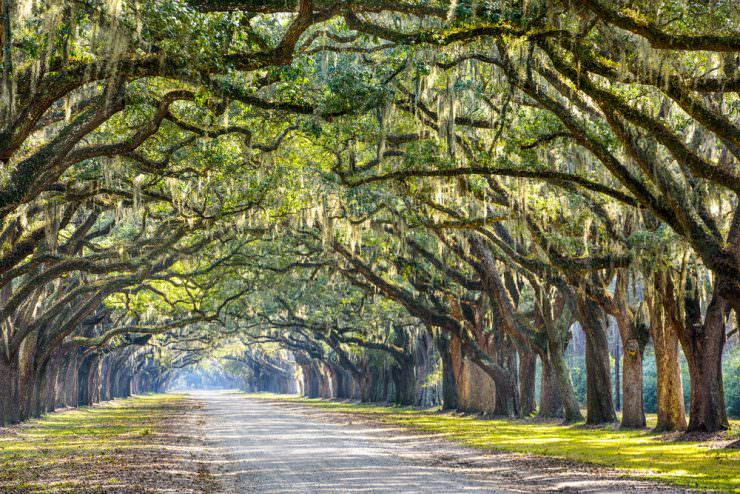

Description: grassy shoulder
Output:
[249,393,740,493]
[0,394,205,493]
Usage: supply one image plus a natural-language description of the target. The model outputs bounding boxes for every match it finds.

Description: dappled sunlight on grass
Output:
[251,393,740,493]
[0,394,195,493]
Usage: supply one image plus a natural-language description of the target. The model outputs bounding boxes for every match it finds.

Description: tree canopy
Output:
[1,0,738,433]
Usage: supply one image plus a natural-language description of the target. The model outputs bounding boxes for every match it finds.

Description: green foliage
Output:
[725,347,740,418]
[566,355,587,404]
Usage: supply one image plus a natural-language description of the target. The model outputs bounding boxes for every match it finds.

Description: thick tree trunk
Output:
[608,278,647,429]
[682,280,730,433]
[88,356,102,405]
[492,374,518,417]
[538,355,563,418]
[42,357,60,414]
[492,332,518,417]
[537,292,583,422]
[113,369,131,398]
[0,356,20,425]
[548,342,583,422]
[683,303,729,432]
[651,321,687,431]
[307,363,322,398]
[77,355,95,406]
[333,366,350,399]
[518,347,537,416]
[17,334,39,421]
[323,363,337,398]
[28,361,49,418]
[578,299,617,424]
[685,344,728,432]
[392,358,416,406]
[41,350,64,413]
[620,340,646,428]
[62,353,79,407]
[100,356,113,401]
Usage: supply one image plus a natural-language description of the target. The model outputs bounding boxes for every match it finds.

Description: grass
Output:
[0,394,186,493]
[249,393,740,493]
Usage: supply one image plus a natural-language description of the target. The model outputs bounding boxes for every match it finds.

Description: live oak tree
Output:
[1,0,737,433]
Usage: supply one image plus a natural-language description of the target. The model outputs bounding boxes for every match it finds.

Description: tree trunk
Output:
[685,342,728,432]
[436,334,459,410]
[42,357,60,414]
[607,276,647,429]
[392,358,416,406]
[684,302,729,432]
[88,356,102,405]
[77,355,95,406]
[492,332,519,417]
[651,320,687,431]
[61,353,78,407]
[613,329,621,412]
[578,298,617,424]
[29,361,48,418]
[620,339,646,428]
[492,375,518,417]
[0,356,20,425]
[538,354,563,417]
[518,347,537,416]
[538,293,583,422]
[102,358,113,401]
[17,334,39,421]
[308,363,322,398]
[682,278,729,432]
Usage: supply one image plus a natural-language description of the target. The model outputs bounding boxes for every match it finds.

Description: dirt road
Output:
[193,391,690,493]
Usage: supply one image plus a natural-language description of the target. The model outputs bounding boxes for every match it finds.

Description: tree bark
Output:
[648,278,687,431]
[536,291,584,422]
[436,334,460,410]
[538,354,563,417]
[620,338,646,428]
[17,333,39,421]
[392,357,416,406]
[42,357,60,414]
[492,332,518,417]
[613,328,621,412]
[519,347,537,416]
[683,295,729,432]
[652,322,687,431]
[0,356,20,425]
[578,298,617,424]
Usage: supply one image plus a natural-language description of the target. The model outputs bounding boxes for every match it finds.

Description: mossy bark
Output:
[538,355,563,418]
[578,298,617,424]
[682,278,730,433]
[0,356,20,425]
[651,321,687,432]
[518,347,537,416]
[620,340,646,428]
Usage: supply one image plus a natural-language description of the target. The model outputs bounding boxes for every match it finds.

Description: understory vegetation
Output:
[1,0,739,475]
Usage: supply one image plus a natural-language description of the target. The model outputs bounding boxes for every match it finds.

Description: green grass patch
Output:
[0,394,186,493]
[250,393,740,493]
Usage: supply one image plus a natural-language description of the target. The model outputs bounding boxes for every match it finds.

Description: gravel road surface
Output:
[192,391,691,493]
